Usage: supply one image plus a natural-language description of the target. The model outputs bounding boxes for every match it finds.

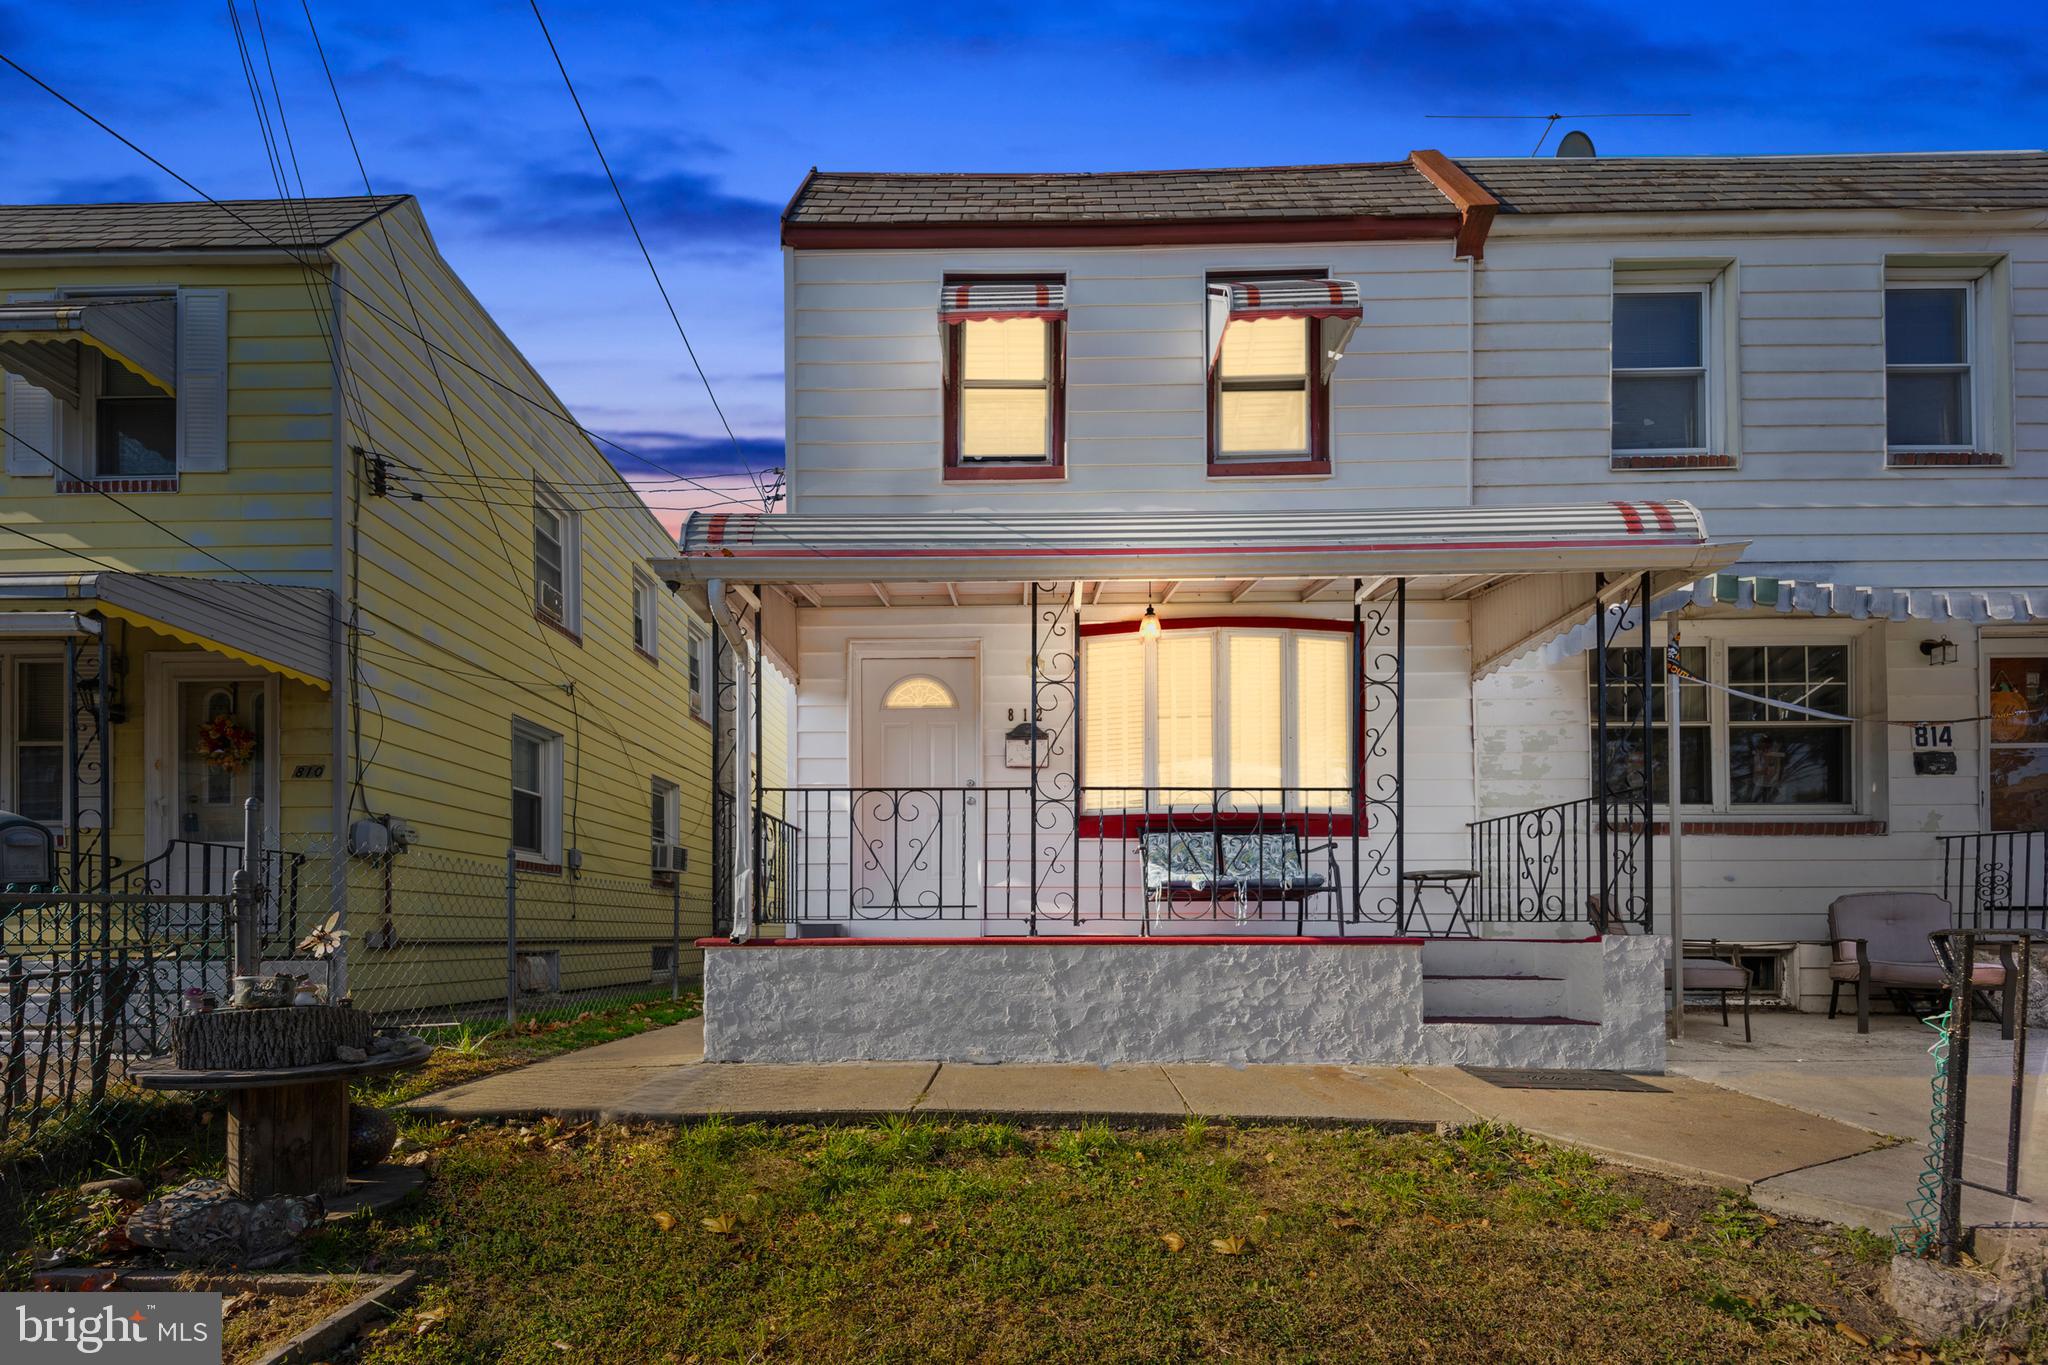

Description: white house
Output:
[660,149,2048,1070]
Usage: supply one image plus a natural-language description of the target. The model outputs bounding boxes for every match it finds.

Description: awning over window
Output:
[1500,574,2048,677]
[1207,278,1363,379]
[661,501,1739,588]
[937,281,1067,324]
[0,573,335,689]
[0,295,177,405]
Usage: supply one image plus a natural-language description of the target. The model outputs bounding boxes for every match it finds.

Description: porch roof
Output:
[0,573,334,688]
[661,501,1739,587]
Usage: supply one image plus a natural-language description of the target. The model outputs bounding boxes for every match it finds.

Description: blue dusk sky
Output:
[2,1,2043,523]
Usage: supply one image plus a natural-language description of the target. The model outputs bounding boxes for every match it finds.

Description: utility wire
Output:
[0,49,768,512]
[527,0,769,505]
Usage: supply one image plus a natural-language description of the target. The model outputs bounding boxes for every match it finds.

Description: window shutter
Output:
[176,288,228,472]
[4,372,58,476]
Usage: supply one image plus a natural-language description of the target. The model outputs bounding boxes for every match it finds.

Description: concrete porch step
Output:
[1422,972,1569,1018]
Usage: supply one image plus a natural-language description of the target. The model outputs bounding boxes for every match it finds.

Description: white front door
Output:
[855,654,979,917]
[146,658,280,891]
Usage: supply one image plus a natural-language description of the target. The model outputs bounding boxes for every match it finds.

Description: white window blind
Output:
[1226,634,1283,797]
[958,317,1051,460]
[1295,635,1350,801]
[1082,634,1145,796]
[1155,633,1214,796]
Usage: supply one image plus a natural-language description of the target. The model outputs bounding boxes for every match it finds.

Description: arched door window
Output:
[882,675,957,710]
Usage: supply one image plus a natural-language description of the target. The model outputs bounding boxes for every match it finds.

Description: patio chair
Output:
[1825,892,2014,1038]
[1587,894,1752,1041]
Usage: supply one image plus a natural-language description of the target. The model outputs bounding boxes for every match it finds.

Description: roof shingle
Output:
[783,152,2048,230]
[0,195,409,253]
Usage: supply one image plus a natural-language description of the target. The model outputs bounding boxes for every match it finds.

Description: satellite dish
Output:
[1556,130,1596,158]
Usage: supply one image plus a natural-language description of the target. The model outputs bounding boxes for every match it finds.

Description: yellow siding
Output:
[0,265,336,583]
[326,204,729,949]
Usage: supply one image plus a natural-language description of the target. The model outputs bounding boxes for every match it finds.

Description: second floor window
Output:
[1611,288,1707,455]
[1885,285,1972,450]
[1205,275,1358,476]
[93,354,177,478]
[632,573,659,659]
[532,480,581,632]
[940,279,1066,478]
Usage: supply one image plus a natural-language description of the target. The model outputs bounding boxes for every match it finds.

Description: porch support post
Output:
[1593,573,1610,922]
[1349,579,1362,936]
[1666,634,1687,1040]
[752,586,765,929]
[1028,582,1040,936]
[1639,572,1653,936]
[1395,577,1407,927]
[708,580,753,941]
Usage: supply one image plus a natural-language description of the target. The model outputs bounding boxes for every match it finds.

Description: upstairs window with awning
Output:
[1205,275,1360,476]
[940,279,1066,478]
[0,289,227,483]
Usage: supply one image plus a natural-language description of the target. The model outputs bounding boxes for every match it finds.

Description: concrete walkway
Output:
[402,1012,1977,1230]
[1669,1009,2044,1235]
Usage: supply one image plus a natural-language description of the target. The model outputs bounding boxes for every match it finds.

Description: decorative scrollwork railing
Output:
[1467,790,1652,930]
[1937,829,2047,931]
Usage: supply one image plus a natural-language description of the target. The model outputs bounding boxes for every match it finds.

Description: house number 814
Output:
[1912,725,1953,749]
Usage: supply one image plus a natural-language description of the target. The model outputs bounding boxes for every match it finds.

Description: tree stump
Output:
[173,1006,372,1071]
[229,1080,351,1198]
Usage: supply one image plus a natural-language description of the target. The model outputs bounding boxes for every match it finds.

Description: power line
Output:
[0,49,769,515]
[527,0,768,506]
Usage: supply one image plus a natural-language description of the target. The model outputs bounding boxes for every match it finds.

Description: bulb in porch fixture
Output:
[1139,605,1161,640]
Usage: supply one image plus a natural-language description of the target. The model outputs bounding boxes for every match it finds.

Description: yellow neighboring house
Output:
[0,195,769,1009]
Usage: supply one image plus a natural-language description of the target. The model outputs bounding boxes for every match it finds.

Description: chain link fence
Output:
[1,826,711,1150]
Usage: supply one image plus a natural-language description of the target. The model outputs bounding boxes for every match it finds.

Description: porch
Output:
[659,501,1744,1069]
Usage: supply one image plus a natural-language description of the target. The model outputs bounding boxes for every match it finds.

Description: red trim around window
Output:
[1077,810,1359,839]
[1207,272,1332,478]
[1079,615,1356,638]
[942,275,1066,482]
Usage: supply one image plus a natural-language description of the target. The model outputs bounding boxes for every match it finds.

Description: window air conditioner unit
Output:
[652,843,687,873]
[538,582,566,619]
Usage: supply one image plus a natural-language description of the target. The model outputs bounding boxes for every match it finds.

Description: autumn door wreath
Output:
[197,713,258,773]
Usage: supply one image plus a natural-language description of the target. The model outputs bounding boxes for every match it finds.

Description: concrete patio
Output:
[401,1004,2042,1236]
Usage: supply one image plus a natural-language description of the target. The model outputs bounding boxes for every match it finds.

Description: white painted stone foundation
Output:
[703,935,1667,1072]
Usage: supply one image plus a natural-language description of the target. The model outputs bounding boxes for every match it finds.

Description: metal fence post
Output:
[504,849,519,1028]
[670,874,683,1002]
[234,797,263,978]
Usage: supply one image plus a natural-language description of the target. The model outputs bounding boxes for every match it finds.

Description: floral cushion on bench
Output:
[1139,830,1326,897]
[1140,831,1217,892]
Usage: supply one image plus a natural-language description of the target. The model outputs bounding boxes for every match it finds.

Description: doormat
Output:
[1459,1067,1667,1093]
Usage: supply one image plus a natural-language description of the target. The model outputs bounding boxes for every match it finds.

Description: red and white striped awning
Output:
[659,501,1740,587]
[1206,278,1363,378]
[937,281,1067,324]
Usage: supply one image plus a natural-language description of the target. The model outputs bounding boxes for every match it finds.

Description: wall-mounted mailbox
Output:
[1004,721,1051,769]
[1913,750,1958,776]
[0,811,56,890]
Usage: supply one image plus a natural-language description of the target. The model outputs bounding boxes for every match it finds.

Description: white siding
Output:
[788,243,1473,513]
[1470,229,2048,591]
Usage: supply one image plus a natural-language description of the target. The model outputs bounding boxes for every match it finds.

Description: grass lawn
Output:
[304,1116,1989,1364]
[358,995,703,1106]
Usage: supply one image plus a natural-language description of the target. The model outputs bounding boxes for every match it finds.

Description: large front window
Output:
[1083,627,1350,809]
[1590,639,1854,810]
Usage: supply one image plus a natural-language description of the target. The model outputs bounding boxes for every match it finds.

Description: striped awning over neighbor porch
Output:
[1529,574,2048,670]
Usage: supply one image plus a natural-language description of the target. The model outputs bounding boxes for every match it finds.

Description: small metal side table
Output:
[1400,868,1478,937]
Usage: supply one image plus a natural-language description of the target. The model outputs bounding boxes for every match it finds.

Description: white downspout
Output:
[707,579,754,942]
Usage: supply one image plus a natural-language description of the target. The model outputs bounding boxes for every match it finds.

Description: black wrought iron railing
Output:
[1466,791,1653,930]
[761,785,1391,935]
[1937,829,2048,931]
[710,792,799,936]
[109,840,311,942]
